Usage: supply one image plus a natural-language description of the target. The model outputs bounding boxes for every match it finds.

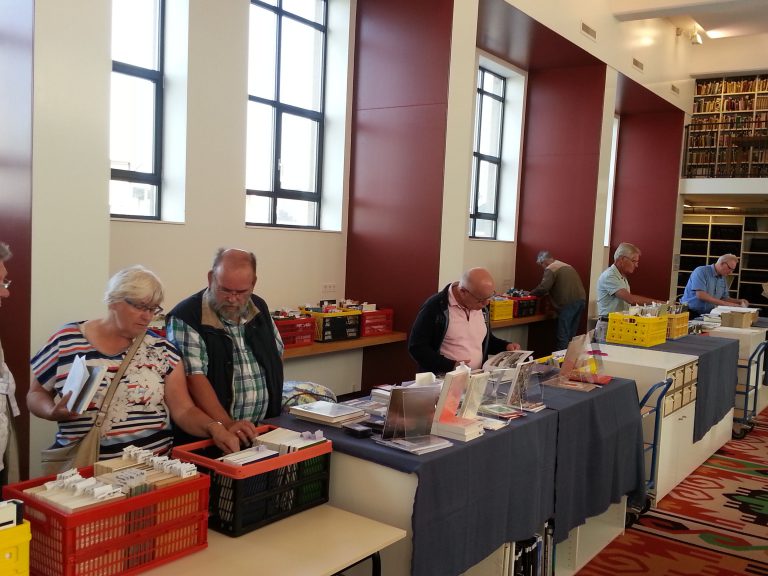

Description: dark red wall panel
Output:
[515,65,605,294]
[611,110,685,300]
[348,0,453,389]
[0,0,34,478]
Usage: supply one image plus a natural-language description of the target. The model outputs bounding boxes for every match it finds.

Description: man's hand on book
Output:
[226,419,259,445]
[210,423,240,454]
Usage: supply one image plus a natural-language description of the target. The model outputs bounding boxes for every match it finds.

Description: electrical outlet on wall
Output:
[502,279,513,291]
[322,282,337,295]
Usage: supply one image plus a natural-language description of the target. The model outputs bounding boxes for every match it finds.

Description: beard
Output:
[207,289,249,322]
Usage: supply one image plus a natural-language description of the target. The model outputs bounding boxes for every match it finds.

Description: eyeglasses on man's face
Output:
[0,279,10,289]
[723,261,737,272]
[462,287,495,304]
[622,255,640,265]
[124,298,163,315]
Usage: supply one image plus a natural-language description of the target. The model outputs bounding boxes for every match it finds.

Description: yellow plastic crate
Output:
[0,520,30,576]
[307,309,361,342]
[606,312,667,347]
[664,312,689,340]
[489,298,515,320]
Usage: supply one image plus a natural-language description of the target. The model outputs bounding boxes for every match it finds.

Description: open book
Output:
[61,356,107,414]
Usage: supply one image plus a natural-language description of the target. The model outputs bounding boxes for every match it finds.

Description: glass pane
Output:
[482,71,505,98]
[479,94,503,157]
[282,0,325,24]
[279,114,318,192]
[246,101,275,191]
[245,195,272,224]
[474,219,495,238]
[110,180,157,217]
[469,157,478,212]
[276,198,317,227]
[110,72,155,173]
[248,5,277,99]
[112,0,160,70]
[477,160,498,213]
[280,18,324,112]
[473,94,482,152]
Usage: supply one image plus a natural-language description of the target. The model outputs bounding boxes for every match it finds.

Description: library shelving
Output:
[676,214,768,314]
[685,74,768,178]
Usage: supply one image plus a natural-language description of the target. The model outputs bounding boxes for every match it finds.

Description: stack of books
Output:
[432,416,485,441]
[288,400,366,426]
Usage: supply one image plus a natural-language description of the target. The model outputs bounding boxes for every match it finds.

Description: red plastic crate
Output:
[512,296,539,318]
[173,427,332,537]
[2,468,209,576]
[273,316,315,348]
[359,309,394,337]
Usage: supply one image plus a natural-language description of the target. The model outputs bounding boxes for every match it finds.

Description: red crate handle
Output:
[172,427,333,480]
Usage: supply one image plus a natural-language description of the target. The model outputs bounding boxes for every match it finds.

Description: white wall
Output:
[110,0,350,310]
[30,0,113,477]
[439,0,518,292]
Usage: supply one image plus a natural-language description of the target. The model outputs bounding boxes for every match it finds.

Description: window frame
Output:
[469,67,506,239]
[109,0,165,220]
[245,0,328,229]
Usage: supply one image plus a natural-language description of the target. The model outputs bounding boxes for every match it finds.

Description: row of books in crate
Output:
[606,302,690,348]
[272,299,394,347]
[489,290,540,321]
[2,429,333,575]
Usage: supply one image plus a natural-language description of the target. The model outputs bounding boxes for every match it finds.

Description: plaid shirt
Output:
[167,308,283,423]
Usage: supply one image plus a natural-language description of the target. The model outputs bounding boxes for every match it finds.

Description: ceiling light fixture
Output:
[690,28,703,45]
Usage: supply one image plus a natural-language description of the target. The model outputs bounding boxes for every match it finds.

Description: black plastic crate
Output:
[173,436,332,537]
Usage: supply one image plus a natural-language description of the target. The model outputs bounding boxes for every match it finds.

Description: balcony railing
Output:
[682,119,768,178]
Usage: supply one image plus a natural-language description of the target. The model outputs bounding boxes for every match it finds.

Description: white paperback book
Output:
[61,356,107,414]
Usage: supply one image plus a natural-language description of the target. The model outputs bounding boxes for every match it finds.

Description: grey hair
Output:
[211,248,257,274]
[716,253,739,266]
[104,265,164,306]
[0,242,11,262]
[536,250,553,264]
[614,242,640,261]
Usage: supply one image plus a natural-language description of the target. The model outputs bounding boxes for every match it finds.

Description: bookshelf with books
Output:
[686,74,768,178]
[676,214,768,314]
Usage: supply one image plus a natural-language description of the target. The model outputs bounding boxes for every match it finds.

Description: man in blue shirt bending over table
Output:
[681,253,749,317]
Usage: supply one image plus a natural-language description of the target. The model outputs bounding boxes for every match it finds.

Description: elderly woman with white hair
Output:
[28,265,240,473]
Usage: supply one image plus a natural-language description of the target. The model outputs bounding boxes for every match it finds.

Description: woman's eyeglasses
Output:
[1,280,10,289]
[124,298,163,315]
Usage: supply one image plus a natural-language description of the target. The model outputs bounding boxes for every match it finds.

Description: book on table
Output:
[431,367,484,441]
[374,434,452,455]
[289,400,366,425]
[374,384,452,454]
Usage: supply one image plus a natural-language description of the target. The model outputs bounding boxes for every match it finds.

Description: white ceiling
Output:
[612,0,768,40]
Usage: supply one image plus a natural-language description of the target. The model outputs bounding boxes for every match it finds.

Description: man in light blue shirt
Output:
[595,242,660,340]
[681,253,748,316]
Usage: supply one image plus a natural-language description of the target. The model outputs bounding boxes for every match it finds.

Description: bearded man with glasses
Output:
[166,248,284,447]
[681,253,748,318]
[408,267,521,375]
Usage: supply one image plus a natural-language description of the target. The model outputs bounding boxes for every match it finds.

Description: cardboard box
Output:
[720,310,758,328]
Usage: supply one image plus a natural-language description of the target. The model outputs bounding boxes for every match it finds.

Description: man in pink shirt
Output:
[408,268,521,374]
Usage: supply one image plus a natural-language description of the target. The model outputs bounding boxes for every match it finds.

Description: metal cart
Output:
[733,340,767,439]
[626,377,673,527]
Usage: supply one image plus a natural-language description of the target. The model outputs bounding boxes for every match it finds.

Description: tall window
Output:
[109,0,164,219]
[470,68,506,239]
[246,0,327,229]
[604,115,620,246]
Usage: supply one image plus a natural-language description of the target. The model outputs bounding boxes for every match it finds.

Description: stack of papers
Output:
[254,427,327,454]
[220,446,279,466]
[289,400,366,426]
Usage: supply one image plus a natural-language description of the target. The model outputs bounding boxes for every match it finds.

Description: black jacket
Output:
[407,283,509,374]
[167,289,283,444]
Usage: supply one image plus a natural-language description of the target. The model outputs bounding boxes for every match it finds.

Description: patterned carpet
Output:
[577,410,768,575]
